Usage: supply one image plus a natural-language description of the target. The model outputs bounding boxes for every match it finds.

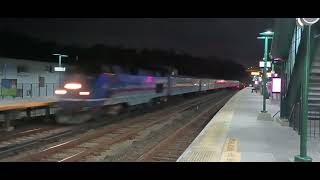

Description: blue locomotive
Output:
[54,68,240,124]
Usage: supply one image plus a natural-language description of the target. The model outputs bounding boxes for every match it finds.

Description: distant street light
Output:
[52,53,68,67]
[257,30,273,113]
[52,53,68,87]
[260,31,274,36]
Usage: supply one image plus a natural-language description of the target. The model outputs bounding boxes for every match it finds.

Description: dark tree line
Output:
[0,29,248,81]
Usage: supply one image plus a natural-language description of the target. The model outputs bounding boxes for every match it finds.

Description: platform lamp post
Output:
[294,18,319,162]
[258,30,274,113]
[52,53,68,87]
[271,54,275,74]
[258,60,264,96]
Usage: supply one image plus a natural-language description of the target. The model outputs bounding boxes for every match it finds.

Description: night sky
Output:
[0,18,274,67]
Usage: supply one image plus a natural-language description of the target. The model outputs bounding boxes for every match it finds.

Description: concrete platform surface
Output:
[0,97,57,111]
[177,88,320,162]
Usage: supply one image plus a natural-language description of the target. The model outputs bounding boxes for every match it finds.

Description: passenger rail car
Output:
[55,72,240,124]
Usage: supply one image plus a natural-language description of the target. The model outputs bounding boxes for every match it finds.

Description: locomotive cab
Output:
[55,72,113,124]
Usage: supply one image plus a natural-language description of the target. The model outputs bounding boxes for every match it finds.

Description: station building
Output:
[271,18,320,137]
[0,57,66,100]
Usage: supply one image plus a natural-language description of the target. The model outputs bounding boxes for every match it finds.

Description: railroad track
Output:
[7,91,229,162]
[0,126,63,142]
[103,91,235,162]
[136,93,234,162]
[0,91,219,161]
[0,126,74,159]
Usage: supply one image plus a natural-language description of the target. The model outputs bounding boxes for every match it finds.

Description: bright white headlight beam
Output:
[64,83,82,90]
[55,89,67,95]
[79,91,90,96]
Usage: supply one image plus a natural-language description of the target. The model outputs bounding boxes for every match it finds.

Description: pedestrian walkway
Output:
[177,87,320,162]
[0,97,57,111]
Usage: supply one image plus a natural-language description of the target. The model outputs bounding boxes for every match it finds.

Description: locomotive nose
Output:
[55,73,93,98]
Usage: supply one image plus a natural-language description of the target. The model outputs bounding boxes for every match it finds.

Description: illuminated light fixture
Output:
[267,72,272,77]
[274,73,278,77]
[296,18,304,27]
[273,57,283,61]
[273,57,283,65]
[272,78,281,93]
[251,72,260,76]
[79,91,90,96]
[265,30,273,35]
[55,89,67,95]
[54,67,66,72]
[203,84,207,86]
[259,61,271,68]
[299,18,320,26]
[64,83,82,90]
[259,30,274,36]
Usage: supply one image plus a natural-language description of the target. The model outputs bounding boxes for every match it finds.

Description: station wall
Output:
[0,57,67,99]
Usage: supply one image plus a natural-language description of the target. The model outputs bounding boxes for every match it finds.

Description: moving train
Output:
[54,69,241,124]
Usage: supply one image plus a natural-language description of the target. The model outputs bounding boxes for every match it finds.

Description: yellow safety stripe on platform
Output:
[220,151,241,162]
[177,91,243,162]
[222,138,238,152]
[220,138,241,162]
[0,101,56,111]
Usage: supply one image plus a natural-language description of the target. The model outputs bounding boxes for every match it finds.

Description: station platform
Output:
[0,97,58,131]
[177,87,320,162]
[0,97,57,112]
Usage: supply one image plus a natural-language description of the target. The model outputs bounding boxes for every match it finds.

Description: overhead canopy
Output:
[270,18,296,60]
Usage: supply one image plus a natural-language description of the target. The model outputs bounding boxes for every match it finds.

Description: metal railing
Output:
[289,102,301,134]
[282,25,320,139]
[289,101,320,138]
[0,83,59,99]
[308,112,320,138]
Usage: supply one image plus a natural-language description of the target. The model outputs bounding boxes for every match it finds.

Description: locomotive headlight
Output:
[64,83,82,90]
[79,91,90,96]
[55,89,67,95]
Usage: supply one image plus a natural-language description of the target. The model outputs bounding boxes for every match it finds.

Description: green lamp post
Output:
[258,30,274,113]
